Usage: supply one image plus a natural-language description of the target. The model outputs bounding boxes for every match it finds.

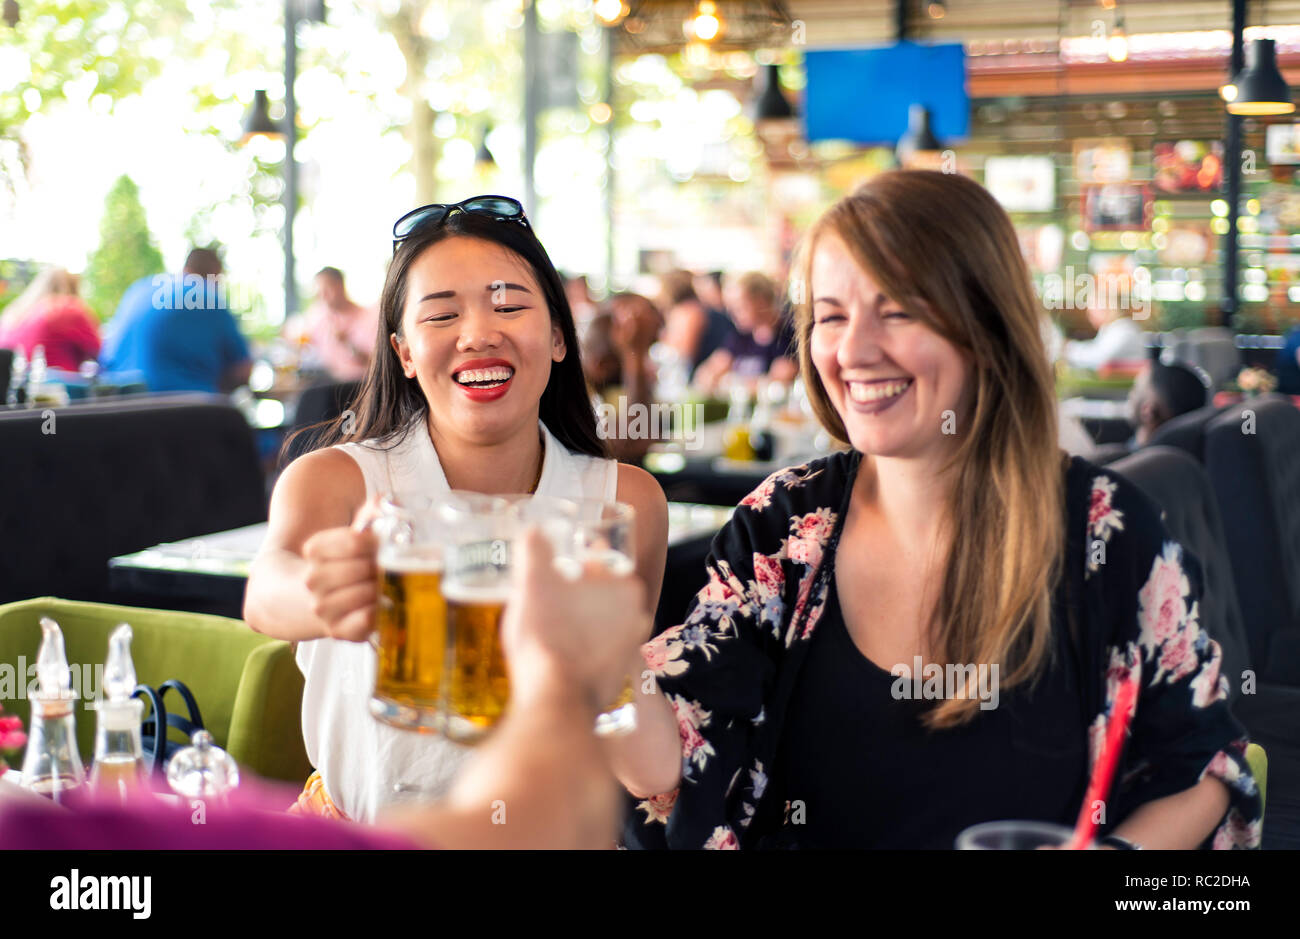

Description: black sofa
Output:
[0,395,266,605]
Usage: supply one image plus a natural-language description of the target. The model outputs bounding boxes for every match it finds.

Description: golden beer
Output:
[442,578,511,743]
[371,548,447,732]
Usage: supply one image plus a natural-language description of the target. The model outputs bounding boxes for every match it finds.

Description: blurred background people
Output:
[1062,298,1148,372]
[0,267,101,371]
[693,270,797,392]
[1276,322,1300,395]
[99,247,252,394]
[658,269,734,380]
[284,267,379,382]
[1127,356,1211,447]
[693,270,727,322]
[563,272,599,341]
[582,292,662,463]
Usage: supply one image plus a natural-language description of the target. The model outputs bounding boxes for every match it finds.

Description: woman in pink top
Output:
[0,268,101,371]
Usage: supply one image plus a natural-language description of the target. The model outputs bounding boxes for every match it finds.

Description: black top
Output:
[768,573,1088,849]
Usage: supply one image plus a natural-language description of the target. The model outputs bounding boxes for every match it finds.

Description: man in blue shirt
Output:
[100,248,253,393]
[1276,325,1300,396]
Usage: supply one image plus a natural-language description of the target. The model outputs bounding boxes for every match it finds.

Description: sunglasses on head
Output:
[391,196,530,253]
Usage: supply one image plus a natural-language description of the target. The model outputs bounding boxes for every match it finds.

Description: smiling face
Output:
[390,236,565,446]
[809,233,973,461]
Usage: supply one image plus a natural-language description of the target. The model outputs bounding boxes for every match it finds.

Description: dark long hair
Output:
[282,210,607,464]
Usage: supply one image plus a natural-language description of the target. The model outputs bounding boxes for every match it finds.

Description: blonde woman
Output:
[610,171,1261,850]
[0,267,100,371]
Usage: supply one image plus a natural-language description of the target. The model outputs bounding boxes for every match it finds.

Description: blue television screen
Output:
[804,43,969,146]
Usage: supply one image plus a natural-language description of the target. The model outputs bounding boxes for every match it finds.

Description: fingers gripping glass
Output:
[392,196,530,253]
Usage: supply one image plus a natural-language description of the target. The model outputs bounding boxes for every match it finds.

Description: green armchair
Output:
[0,597,311,785]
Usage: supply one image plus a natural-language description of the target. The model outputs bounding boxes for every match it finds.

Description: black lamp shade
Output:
[1227,39,1295,116]
[755,64,794,120]
[896,104,943,162]
[240,90,283,144]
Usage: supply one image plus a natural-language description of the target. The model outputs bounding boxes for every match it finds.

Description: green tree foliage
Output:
[82,175,163,321]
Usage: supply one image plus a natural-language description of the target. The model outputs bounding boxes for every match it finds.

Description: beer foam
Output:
[379,547,444,572]
[441,580,511,605]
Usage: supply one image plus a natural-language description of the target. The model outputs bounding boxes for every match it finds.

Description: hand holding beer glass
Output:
[369,492,647,745]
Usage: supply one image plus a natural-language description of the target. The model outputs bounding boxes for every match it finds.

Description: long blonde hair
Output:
[0,267,80,331]
[792,171,1065,729]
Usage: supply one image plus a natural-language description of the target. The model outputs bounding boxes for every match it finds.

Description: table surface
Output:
[109,502,736,579]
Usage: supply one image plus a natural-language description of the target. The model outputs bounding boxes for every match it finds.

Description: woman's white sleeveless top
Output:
[295,419,619,822]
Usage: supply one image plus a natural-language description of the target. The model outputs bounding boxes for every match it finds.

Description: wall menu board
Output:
[984,155,1055,212]
[1151,140,1224,194]
[1074,138,1132,184]
[1081,184,1150,231]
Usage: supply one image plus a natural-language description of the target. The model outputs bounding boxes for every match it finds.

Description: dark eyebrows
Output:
[416,283,533,304]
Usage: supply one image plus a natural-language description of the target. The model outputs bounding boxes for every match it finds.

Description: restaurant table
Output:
[108,503,736,630]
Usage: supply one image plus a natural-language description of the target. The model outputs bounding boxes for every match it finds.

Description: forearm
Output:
[603,651,683,799]
[1112,776,1231,849]
[388,685,619,849]
[243,549,333,641]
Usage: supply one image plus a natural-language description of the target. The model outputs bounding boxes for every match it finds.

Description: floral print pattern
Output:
[739,463,824,512]
[624,454,1262,850]
[1086,474,1126,577]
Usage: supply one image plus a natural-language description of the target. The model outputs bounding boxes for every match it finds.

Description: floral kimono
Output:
[625,451,1263,850]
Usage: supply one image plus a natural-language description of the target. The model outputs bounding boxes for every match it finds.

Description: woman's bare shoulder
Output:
[265,446,367,550]
[615,463,668,523]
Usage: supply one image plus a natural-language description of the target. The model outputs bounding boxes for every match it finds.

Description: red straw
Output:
[1066,671,1140,850]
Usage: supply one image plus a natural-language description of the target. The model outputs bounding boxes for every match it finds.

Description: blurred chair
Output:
[1081,415,1134,446]
[279,379,361,468]
[1108,446,1252,702]
[1089,443,1132,465]
[1146,402,1227,462]
[1167,327,1242,391]
[1203,395,1300,686]
[654,530,714,636]
[0,396,266,605]
[1246,742,1269,812]
[0,597,311,783]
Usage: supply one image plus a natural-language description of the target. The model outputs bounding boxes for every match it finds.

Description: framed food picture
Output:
[1081,184,1150,231]
[1074,138,1131,184]
[984,155,1056,212]
[1266,124,1300,165]
[1151,140,1223,194]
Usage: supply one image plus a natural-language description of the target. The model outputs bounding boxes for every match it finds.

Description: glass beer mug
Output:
[568,500,639,737]
[370,495,457,733]
[440,493,519,744]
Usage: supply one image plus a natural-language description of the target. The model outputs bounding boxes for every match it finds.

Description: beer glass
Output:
[370,495,460,733]
[566,500,640,737]
[955,820,1090,850]
[441,493,520,744]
